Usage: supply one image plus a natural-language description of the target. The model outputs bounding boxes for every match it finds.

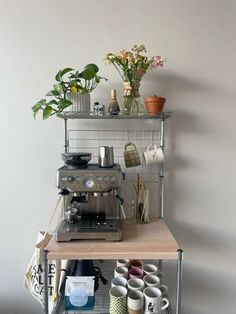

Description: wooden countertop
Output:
[45,218,180,260]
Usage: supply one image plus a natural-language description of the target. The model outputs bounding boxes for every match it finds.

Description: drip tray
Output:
[79,218,119,230]
[55,219,122,242]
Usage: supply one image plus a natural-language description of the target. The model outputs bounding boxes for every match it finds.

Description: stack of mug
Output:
[109,259,169,314]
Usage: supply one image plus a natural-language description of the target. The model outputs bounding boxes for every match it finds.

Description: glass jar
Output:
[123,81,141,115]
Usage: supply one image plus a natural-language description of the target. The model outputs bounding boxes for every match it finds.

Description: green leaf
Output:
[43,106,53,119]
[94,75,100,84]
[79,68,96,80]
[32,99,46,112]
[46,89,61,97]
[55,69,62,82]
[53,83,65,93]
[60,67,74,78]
[57,99,72,110]
[55,68,74,82]
[84,63,99,73]
[47,99,58,106]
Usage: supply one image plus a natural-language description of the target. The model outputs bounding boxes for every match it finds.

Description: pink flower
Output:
[149,56,165,70]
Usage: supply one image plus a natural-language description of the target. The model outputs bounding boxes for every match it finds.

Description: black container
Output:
[62,152,92,168]
[72,260,99,291]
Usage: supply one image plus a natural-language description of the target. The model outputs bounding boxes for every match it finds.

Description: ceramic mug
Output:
[128,267,144,279]
[129,259,144,268]
[143,287,169,314]
[127,278,145,291]
[127,290,144,314]
[109,286,127,314]
[114,266,129,278]
[124,143,141,168]
[142,264,158,276]
[116,259,130,267]
[143,144,164,166]
[143,274,161,288]
[111,276,128,288]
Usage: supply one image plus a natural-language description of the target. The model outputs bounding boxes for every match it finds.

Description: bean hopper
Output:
[55,152,123,241]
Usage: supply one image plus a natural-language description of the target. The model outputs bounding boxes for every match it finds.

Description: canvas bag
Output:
[24,196,72,313]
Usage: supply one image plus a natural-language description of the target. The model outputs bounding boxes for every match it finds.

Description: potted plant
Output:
[32,64,107,119]
[144,93,166,115]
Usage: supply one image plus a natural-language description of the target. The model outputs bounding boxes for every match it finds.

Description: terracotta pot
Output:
[145,96,166,115]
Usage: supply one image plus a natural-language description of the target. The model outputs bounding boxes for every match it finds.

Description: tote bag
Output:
[24,196,72,313]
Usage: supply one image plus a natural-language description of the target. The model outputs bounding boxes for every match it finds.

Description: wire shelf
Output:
[59,261,173,314]
[58,111,172,120]
[67,129,162,184]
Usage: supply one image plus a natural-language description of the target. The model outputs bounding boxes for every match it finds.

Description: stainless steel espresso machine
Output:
[55,160,123,242]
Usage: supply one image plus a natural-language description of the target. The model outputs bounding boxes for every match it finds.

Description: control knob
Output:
[84,178,95,188]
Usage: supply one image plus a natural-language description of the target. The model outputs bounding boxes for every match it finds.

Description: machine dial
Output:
[83,178,95,188]
[68,176,74,182]
[110,176,117,183]
[103,176,109,182]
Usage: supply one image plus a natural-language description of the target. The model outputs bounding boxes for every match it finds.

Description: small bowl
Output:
[62,152,92,168]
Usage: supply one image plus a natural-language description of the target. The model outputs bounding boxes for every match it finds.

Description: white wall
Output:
[0,0,236,313]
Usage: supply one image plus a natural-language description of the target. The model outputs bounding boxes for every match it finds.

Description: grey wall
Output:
[0,0,236,313]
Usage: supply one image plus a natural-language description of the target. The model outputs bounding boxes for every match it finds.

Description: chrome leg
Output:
[43,250,49,314]
[64,118,68,153]
[160,118,165,219]
[176,249,184,314]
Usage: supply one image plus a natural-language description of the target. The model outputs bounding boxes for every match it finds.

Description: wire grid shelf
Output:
[60,260,173,314]
[67,129,162,183]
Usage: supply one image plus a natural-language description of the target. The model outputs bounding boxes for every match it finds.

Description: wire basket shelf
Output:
[67,129,163,183]
[60,260,173,314]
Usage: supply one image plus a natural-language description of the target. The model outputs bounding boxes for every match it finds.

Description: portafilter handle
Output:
[115,193,126,219]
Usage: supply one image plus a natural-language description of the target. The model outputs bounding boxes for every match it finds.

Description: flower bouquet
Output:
[105,44,166,115]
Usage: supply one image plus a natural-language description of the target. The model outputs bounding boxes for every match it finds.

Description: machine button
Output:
[110,176,117,183]
[84,178,95,188]
[103,176,109,182]
[96,176,102,182]
[68,176,74,182]
[61,176,68,182]
[75,176,81,181]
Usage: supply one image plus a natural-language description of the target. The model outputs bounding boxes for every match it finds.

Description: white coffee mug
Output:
[160,284,168,296]
[114,266,129,278]
[143,274,161,287]
[127,278,145,291]
[143,287,169,313]
[143,144,164,166]
[127,290,144,313]
[116,259,130,267]
[111,276,128,288]
[143,275,168,293]
[142,264,158,276]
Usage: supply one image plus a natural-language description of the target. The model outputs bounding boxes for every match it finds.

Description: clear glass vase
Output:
[122,81,141,115]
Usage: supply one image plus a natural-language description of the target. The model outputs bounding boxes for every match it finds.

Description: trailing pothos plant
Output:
[32,64,107,119]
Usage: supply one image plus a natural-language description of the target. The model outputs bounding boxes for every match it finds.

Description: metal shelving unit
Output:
[43,112,183,314]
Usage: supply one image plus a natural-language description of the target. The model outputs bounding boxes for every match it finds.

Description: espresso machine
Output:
[55,158,123,242]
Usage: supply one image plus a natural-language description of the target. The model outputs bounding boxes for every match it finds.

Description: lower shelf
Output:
[55,261,173,314]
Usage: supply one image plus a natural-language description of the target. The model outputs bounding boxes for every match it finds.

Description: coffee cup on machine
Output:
[98,146,114,168]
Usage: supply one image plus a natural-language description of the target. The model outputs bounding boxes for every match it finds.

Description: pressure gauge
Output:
[83,178,95,188]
